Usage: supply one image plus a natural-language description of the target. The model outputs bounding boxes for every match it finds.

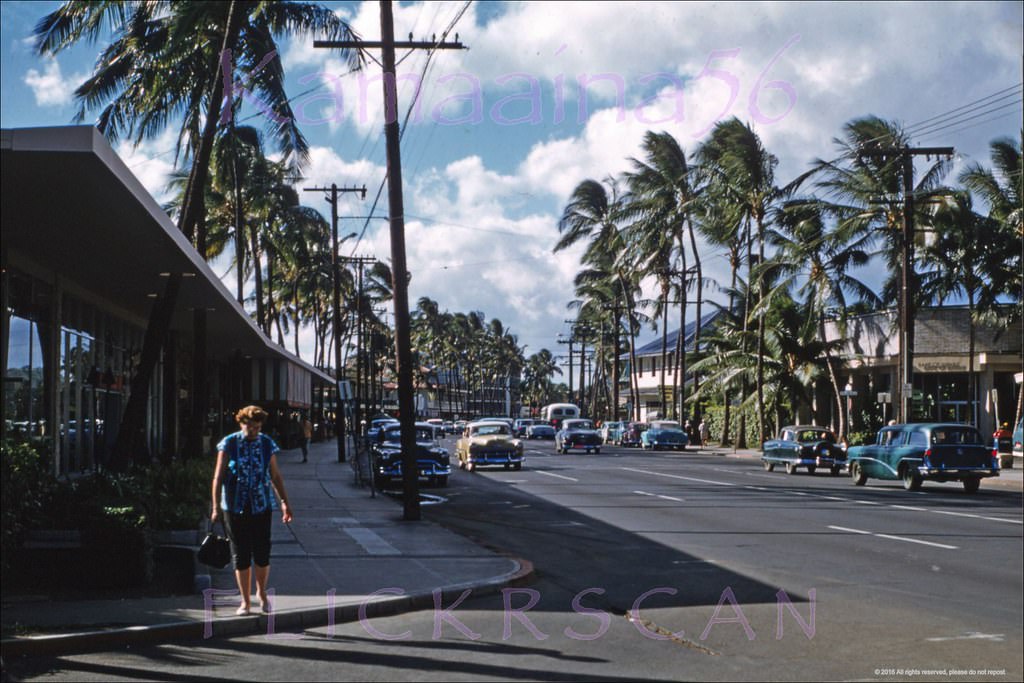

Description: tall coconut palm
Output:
[805,116,953,425]
[624,131,705,423]
[761,199,881,440]
[919,192,1003,425]
[699,117,785,445]
[958,134,1023,426]
[556,178,645,419]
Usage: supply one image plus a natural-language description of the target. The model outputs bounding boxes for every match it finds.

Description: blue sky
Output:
[2,1,1022,367]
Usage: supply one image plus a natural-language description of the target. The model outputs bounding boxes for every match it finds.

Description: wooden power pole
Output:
[315,1,465,520]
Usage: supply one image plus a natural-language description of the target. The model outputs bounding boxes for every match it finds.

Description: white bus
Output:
[541,403,580,429]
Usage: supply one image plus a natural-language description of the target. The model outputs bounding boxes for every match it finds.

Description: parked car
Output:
[367,416,400,442]
[761,425,846,475]
[525,423,556,440]
[846,422,999,493]
[620,421,648,448]
[371,422,452,489]
[513,418,539,438]
[456,420,524,472]
[555,418,603,454]
[641,421,688,451]
[600,420,625,445]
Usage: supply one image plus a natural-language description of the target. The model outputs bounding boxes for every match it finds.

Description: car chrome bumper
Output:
[379,461,452,477]
[469,453,524,465]
[918,466,999,479]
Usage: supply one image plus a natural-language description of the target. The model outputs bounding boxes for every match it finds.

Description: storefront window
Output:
[3,270,51,444]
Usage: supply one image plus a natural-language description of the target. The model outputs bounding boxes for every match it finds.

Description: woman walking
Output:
[211,405,293,615]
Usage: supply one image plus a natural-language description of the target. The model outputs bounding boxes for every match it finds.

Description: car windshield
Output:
[798,430,832,442]
[930,427,983,445]
[382,427,435,443]
[473,424,510,436]
[566,421,594,430]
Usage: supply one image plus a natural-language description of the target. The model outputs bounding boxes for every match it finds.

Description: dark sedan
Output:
[372,422,452,489]
[555,419,603,454]
[525,423,556,440]
[761,425,846,475]
[620,422,648,448]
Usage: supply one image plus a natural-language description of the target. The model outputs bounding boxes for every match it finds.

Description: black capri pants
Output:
[224,510,272,570]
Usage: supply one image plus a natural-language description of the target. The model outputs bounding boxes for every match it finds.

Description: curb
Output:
[0,558,535,658]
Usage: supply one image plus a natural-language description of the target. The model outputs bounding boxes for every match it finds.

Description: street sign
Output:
[877,392,891,404]
[337,379,353,401]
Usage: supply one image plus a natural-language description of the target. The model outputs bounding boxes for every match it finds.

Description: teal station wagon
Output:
[846,423,999,493]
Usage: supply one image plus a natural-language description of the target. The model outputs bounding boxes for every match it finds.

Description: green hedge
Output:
[2,440,210,589]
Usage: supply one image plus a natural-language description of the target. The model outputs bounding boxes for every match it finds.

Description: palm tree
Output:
[699,117,785,445]
[919,192,1003,425]
[556,178,645,419]
[624,131,705,423]
[761,200,880,439]
[34,1,359,467]
[958,134,1023,426]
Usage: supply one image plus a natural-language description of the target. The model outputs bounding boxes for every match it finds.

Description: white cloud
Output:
[23,59,86,107]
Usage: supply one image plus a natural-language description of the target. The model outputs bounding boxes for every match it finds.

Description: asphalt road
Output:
[7,442,1022,681]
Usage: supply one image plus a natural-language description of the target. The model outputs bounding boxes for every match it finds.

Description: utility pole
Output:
[304,184,366,463]
[602,303,624,422]
[858,145,953,423]
[315,1,465,521]
[557,333,575,404]
[340,255,376,450]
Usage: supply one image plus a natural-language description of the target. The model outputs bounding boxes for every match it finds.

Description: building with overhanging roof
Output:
[2,126,337,474]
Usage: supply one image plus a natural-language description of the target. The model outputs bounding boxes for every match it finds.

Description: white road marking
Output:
[535,470,579,482]
[634,490,684,502]
[828,525,958,550]
[925,632,1005,642]
[930,509,1023,525]
[621,467,736,487]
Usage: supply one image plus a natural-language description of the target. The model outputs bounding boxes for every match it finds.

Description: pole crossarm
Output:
[314,39,465,50]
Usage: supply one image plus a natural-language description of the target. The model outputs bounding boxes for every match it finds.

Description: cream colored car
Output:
[456,420,524,472]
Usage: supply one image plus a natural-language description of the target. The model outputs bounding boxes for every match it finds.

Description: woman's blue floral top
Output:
[217,432,280,514]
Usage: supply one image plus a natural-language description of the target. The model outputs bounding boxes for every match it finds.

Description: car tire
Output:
[830,466,841,476]
[902,466,923,491]
[851,462,867,486]
[504,463,511,470]
[962,478,980,494]
[785,462,797,475]
[807,465,816,475]
[764,461,775,472]
[513,463,522,471]
[373,473,387,490]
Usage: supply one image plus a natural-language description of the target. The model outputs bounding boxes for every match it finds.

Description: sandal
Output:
[235,605,251,616]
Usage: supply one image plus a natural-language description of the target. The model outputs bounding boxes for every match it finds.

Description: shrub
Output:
[1,440,56,572]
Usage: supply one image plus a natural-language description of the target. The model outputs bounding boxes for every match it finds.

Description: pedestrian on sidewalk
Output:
[300,414,313,463]
[211,405,294,616]
[699,419,709,449]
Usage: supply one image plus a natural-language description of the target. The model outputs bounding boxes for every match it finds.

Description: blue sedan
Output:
[641,421,688,451]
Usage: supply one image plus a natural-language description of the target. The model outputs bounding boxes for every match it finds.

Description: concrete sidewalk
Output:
[1,440,533,658]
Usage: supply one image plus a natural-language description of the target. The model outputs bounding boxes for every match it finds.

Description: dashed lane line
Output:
[828,525,959,550]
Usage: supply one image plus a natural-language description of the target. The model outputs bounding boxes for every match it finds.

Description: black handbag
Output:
[197,520,231,569]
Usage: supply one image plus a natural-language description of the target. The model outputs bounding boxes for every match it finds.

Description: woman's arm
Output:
[211,450,226,522]
[269,454,293,523]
